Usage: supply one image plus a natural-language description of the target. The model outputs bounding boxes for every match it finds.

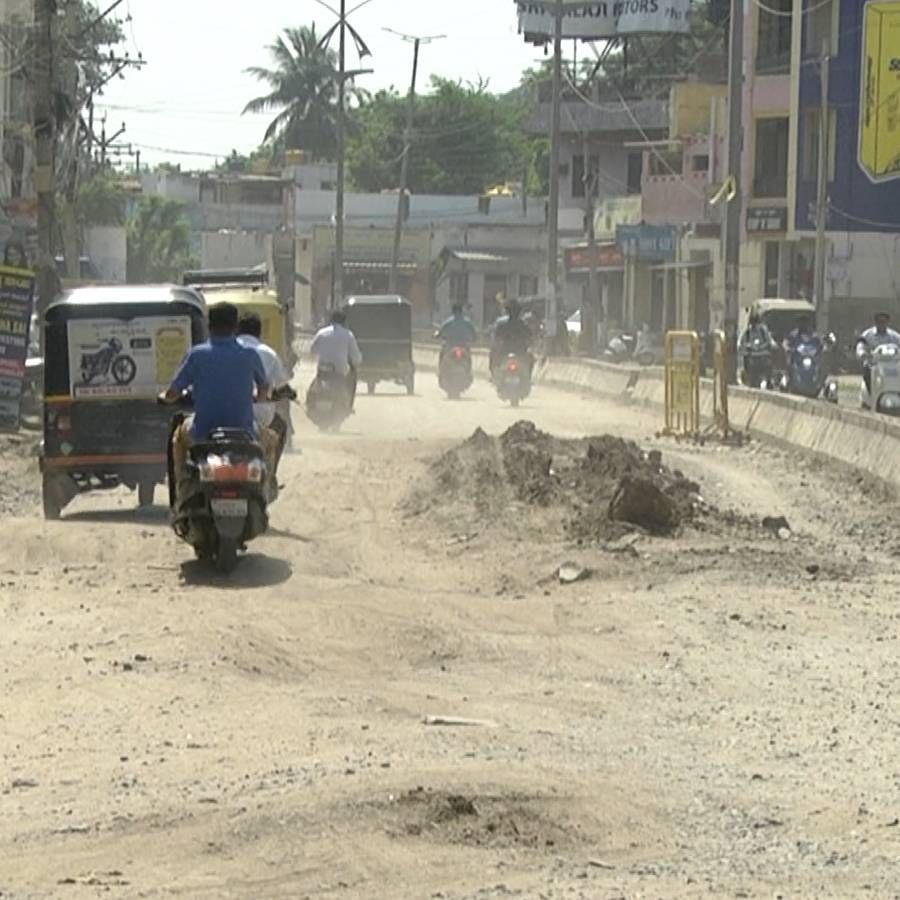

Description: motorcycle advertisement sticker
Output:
[0,264,36,432]
[67,316,191,399]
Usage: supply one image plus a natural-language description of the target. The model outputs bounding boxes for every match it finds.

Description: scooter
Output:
[438,345,473,400]
[741,337,774,389]
[496,353,532,408]
[860,343,900,415]
[779,336,838,403]
[305,364,352,432]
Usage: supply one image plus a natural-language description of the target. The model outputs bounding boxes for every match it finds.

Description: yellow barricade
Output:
[710,329,732,439]
[664,331,700,438]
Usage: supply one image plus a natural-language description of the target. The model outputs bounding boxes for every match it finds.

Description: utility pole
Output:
[334,0,347,309]
[814,42,830,330]
[582,130,598,357]
[546,0,564,349]
[33,0,59,317]
[387,29,446,295]
[723,0,744,346]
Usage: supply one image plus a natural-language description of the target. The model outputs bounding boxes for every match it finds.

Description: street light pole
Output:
[814,42,830,330]
[386,29,446,295]
[334,0,347,310]
[723,0,744,342]
[546,0,564,348]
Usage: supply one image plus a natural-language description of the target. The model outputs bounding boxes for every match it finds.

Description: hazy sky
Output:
[97,0,542,170]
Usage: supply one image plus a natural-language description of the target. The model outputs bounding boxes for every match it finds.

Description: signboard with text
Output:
[746,206,788,234]
[859,1,900,182]
[616,224,676,261]
[516,0,691,40]
[0,265,35,432]
[565,242,624,272]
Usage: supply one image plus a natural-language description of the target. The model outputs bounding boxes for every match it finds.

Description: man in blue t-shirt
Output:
[159,302,278,504]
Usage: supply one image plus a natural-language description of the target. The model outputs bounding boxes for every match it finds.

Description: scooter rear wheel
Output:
[215,537,238,574]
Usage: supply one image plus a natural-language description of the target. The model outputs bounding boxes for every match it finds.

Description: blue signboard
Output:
[0,265,35,432]
[616,224,676,260]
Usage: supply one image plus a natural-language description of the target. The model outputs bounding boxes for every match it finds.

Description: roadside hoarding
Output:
[516,0,691,40]
[859,1,900,182]
[0,264,35,432]
[66,316,191,400]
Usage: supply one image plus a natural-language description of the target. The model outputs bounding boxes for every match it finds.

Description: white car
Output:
[566,310,581,337]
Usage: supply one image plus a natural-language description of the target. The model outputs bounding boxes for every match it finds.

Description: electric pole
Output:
[33,0,59,316]
[546,0,563,348]
[582,130,598,357]
[723,0,744,344]
[814,42,830,330]
[386,29,445,295]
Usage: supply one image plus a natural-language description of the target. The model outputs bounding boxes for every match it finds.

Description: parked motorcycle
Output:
[306,364,352,432]
[741,336,774,389]
[438,345,473,400]
[80,337,137,386]
[779,335,838,403]
[496,353,532,407]
[860,343,900,415]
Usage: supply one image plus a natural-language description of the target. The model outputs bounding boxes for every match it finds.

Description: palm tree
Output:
[244,25,346,160]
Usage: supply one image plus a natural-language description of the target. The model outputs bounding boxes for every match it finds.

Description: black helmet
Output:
[506,299,521,319]
[330,308,347,326]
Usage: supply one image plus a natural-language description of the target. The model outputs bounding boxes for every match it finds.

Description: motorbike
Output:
[779,335,838,403]
[80,337,137,386]
[741,337,774,389]
[438,345,473,400]
[163,386,295,573]
[305,363,352,432]
[860,343,900,415]
[495,353,532,407]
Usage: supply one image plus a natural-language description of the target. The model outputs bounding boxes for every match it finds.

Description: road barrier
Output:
[411,342,900,489]
[663,331,700,439]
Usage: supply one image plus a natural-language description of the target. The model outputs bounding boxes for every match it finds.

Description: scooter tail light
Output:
[507,360,519,373]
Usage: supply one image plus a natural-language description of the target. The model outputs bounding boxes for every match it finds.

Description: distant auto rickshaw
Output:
[183,269,294,373]
[40,285,207,519]
[345,295,415,395]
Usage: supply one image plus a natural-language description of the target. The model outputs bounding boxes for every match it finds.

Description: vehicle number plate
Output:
[211,498,248,517]
[506,377,521,387]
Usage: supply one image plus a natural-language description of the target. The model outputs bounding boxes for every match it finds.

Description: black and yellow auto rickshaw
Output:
[345,295,415,395]
[184,268,294,373]
[40,285,207,519]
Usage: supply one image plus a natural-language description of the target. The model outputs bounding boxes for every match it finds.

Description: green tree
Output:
[65,172,127,228]
[348,78,536,195]
[127,196,195,283]
[243,25,363,159]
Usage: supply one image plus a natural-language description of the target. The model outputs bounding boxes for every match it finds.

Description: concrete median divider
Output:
[413,344,900,487]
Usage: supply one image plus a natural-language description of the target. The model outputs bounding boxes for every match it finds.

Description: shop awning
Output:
[344,260,418,271]
[448,250,511,264]
[647,260,712,272]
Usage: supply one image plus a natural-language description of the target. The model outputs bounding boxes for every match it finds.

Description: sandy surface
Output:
[3,377,900,899]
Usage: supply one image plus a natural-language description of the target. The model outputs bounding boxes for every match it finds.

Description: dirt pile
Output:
[0,432,39,517]
[410,420,706,538]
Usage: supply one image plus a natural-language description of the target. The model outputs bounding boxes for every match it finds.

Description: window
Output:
[626,152,643,194]
[753,117,789,198]
[647,149,683,177]
[764,242,780,297]
[757,0,792,74]
[692,154,710,174]
[802,107,837,181]
[449,272,469,303]
[571,153,599,199]
[518,274,538,297]
[805,0,836,56]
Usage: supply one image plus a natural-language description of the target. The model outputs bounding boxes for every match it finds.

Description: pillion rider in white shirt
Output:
[237,312,292,468]
[310,308,363,410]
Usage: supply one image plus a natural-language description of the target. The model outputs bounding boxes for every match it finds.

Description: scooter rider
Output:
[437,303,477,353]
[490,299,533,378]
[739,311,776,354]
[310,308,363,411]
[857,312,900,392]
[783,316,821,355]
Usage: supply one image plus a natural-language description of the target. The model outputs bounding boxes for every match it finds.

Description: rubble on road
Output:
[406,420,709,540]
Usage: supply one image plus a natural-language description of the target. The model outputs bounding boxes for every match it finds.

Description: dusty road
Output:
[3,376,900,899]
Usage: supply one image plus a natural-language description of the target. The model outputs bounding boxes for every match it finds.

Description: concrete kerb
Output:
[412,343,900,488]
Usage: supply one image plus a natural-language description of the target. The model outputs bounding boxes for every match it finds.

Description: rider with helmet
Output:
[490,299,533,378]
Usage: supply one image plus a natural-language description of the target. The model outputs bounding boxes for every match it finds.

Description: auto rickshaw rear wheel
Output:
[405,375,415,396]
[367,382,376,395]
[41,473,65,520]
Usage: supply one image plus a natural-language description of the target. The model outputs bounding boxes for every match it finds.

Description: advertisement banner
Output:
[0,265,35,432]
[516,0,691,40]
[859,1,900,182]
[616,224,676,260]
[66,316,191,400]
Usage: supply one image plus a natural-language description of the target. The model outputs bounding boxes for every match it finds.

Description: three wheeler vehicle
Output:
[345,295,415,395]
[40,285,206,519]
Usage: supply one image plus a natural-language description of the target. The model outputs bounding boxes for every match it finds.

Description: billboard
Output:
[859,1,900,182]
[0,264,35,432]
[66,316,191,400]
[516,0,691,40]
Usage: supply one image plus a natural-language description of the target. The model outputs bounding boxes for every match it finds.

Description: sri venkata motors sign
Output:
[516,0,691,39]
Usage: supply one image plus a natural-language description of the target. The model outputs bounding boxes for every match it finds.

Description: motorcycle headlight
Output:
[802,357,814,369]
[880,394,900,409]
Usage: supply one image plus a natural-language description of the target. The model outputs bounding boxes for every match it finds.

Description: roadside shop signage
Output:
[0,265,35,432]
[516,0,691,40]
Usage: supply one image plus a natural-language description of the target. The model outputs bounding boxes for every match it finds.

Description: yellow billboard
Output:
[860,1,900,182]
